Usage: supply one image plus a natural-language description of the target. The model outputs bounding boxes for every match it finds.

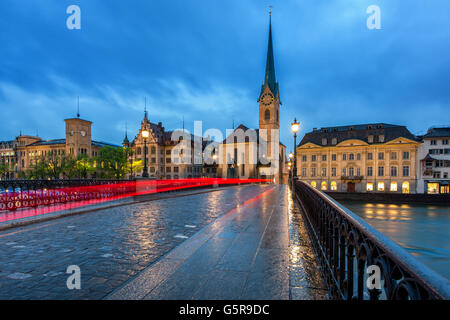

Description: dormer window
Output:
[368,125,373,129]
[349,126,354,131]
[332,138,337,145]
[377,124,383,129]
[368,135,374,143]
[379,135,385,143]
[322,138,327,145]
[323,129,328,133]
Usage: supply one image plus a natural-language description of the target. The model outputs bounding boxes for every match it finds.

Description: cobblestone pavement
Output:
[0,185,272,300]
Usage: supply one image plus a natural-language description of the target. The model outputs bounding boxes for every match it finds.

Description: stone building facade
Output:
[296,123,421,193]
[0,117,118,179]
[417,127,450,194]
[123,111,204,179]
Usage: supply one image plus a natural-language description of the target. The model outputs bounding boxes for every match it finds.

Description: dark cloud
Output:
[0,0,449,148]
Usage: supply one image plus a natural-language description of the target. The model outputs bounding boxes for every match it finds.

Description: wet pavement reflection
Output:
[0,185,272,299]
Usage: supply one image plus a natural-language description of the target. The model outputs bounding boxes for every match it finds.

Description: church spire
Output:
[143,97,149,123]
[123,122,130,146]
[262,13,278,97]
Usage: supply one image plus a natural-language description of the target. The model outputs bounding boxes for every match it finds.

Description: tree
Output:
[123,147,143,179]
[27,156,49,180]
[95,146,128,179]
[0,163,8,179]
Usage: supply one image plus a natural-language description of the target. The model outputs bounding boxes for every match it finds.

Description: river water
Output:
[339,201,450,280]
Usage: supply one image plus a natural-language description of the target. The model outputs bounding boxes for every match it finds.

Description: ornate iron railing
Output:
[0,179,132,211]
[294,180,450,300]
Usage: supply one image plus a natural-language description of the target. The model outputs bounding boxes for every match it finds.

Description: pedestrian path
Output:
[106,185,328,300]
[0,186,230,231]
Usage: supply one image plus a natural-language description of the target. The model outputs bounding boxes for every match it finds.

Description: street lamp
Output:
[291,118,300,180]
[212,153,218,178]
[142,129,149,178]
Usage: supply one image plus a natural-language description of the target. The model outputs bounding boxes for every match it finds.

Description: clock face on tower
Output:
[261,92,274,106]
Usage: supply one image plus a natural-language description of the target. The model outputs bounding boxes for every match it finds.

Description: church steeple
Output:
[122,122,130,147]
[260,13,279,98]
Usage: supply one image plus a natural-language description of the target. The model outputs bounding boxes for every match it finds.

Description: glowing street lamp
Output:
[291,118,300,179]
[142,129,149,178]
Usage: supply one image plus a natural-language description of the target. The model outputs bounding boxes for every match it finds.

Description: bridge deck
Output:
[107,185,327,300]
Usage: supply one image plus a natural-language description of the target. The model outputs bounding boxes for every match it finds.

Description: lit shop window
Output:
[331,181,337,191]
[377,182,385,191]
[390,182,398,192]
[321,181,327,190]
[427,183,439,194]
[366,182,374,191]
[311,181,317,188]
[402,182,410,194]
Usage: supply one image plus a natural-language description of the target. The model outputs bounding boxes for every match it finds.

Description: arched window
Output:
[311,181,317,188]
[264,109,270,121]
[137,147,141,155]
[390,182,398,192]
[402,182,410,194]
[321,181,327,190]
[331,181,337,191]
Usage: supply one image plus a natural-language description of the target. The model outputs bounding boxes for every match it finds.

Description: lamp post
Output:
[291,119,300,180]
[212,154,218,178]
[288,152,294,190]
[142,129,149,178]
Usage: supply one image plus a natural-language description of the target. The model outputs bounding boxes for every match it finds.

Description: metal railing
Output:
[294,180,450,300]
[0,179,131,211]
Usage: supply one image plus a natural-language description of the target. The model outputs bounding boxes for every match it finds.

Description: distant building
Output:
[218,15,287,184]
[417,127,450,194]
[0,117,118,179]
[123,111,204,179]
[296,123,421,193]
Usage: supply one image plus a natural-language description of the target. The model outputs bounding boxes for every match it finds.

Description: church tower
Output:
[258,13,280,158]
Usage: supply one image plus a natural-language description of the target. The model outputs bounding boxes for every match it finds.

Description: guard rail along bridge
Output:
[293,180,450,300]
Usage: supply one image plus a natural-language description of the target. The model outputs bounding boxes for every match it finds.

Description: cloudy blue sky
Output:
[1,0,449,151]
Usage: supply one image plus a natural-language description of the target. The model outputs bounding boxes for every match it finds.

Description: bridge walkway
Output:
[106,185,328,300]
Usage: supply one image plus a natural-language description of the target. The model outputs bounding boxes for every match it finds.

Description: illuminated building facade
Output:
[417,127,450,194]
[0,117,118,179]
[218,15,287,184]
[296,123,421,193]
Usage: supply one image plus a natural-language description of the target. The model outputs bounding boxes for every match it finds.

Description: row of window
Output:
[429,148,450,155]
[430,139,449,145]
[320,134,386,146]
[138,156,194,164]
[302,151,410,162]
[301,165,410,177]
[310,181,410,193]
[147,166,202,174]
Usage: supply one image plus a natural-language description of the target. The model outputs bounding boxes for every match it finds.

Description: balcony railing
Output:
[294,180,450,300]
[340,176,363,181]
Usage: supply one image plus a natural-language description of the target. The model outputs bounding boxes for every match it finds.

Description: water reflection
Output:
[341,201,450,280]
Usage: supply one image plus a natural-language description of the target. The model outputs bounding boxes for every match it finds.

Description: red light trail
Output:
[0,178,270,223]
